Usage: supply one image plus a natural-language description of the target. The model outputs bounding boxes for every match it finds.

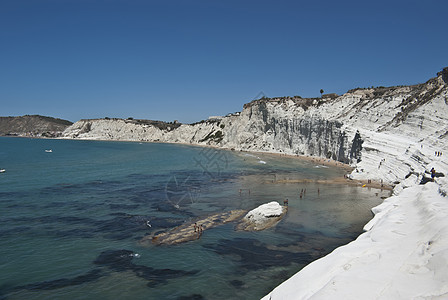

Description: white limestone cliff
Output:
[261,70,448,299]
[62,68,448,186]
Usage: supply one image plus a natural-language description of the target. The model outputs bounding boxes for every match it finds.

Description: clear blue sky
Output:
[1,0,447,123]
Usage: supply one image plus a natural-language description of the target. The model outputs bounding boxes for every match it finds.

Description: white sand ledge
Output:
[262,180,448,299]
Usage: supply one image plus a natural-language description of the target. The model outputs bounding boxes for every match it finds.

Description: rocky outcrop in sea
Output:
[236,201,287,231]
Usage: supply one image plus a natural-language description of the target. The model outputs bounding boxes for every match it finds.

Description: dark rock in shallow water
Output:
[93,214,157,240]
[94,249,135,270]
[144,210,246,246]
[94,249,198,287]
[152,201,181,212]
[136,265,198,286]
[17,269,104,291]
[109,203,140,210]
[53,228,95,239]
[177,294,205,300]
[229,279,245,287]
[10,249,198,294]
[204,238,312,271]
[0,226,32,238]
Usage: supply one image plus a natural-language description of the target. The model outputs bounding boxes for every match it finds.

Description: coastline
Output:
[56,135,356,172]
[247,149,353,171]
[3,69,446,299]
[7,135,443,299]
[261,146,448,298]
[268,177,394,191]
[262,180,448,300]
[59,136,393,192]
[57,136,376,192]
[73,135,444,299]
[1,136,386,300]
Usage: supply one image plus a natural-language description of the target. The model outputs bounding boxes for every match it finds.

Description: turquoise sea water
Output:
[0,137,389,300]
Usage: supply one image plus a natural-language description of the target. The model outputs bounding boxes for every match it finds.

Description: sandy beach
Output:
[236,149,393,191]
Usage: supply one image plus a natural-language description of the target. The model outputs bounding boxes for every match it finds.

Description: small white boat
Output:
[45,149,53,153]
[0,169,5,173]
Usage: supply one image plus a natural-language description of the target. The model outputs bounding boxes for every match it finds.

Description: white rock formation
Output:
[235,201,287,231]
[245,201,284,221]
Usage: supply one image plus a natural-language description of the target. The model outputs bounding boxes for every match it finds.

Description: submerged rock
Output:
[143,203,288,246]
[141,210,247,246]
[16,269,103,291]
[203,238,312,270]
[176,294,205,300]
[94,249,198,286]
[236,201,287,231]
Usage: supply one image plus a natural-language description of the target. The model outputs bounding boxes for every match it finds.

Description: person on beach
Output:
[431,167,436,181]
[284,199,289,206]
[194,222,198,232]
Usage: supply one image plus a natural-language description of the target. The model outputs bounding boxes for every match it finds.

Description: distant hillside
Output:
[0,115,73,137]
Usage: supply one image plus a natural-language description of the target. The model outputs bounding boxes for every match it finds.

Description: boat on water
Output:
[0,169,5,173]
[45,149,53,153]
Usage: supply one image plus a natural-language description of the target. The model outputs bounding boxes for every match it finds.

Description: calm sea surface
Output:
[0,137,388,299]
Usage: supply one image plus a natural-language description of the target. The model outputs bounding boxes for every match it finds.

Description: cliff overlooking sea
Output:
[2,69,445,299]
[60,68,448,299]
[63,68,448,186]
